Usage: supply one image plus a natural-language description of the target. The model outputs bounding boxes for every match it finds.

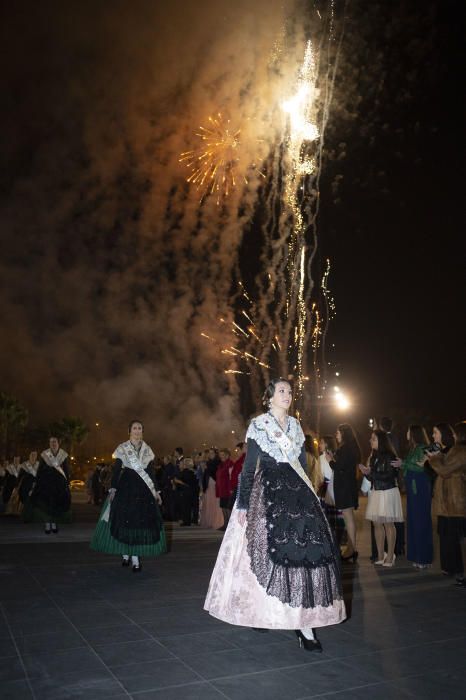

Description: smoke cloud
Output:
[1,0,309,451]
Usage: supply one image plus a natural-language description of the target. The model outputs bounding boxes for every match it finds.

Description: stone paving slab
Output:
[0,501,465,699]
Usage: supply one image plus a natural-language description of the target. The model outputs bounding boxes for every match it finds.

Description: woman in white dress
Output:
[204,379,346,651]
[360,429,403,567]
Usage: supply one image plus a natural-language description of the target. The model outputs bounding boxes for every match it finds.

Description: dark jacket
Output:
[368,451,398,491]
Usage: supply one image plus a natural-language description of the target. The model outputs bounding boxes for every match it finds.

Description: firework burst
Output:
[180,113,243,204]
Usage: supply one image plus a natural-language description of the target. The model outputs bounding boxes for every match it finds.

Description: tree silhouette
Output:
[0,392,29,458]
[51,417,90,457]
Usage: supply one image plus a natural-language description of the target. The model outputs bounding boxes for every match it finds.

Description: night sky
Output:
[1,0,463,451]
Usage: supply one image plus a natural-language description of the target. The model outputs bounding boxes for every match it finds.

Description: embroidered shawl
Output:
[41,448,68,480]
[113,440,156,499]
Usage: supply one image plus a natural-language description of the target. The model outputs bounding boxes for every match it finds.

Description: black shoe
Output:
[454,578,466,588]
[295,630,323,652]
[44,528,51,535]
[180,523,191,527]
[132,564,142,573]
[122,558,130,567]
[341,550,359,563]
[52,527,58,534]
[252,627,269,633]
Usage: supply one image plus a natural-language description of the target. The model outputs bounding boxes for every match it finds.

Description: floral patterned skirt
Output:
[204,467,346,630]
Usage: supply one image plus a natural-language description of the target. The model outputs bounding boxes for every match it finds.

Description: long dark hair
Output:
[434,423,455,450]
[372,429,397,458]
[337,423,361,453]
[408,424,428,448]
[454,422,466,446]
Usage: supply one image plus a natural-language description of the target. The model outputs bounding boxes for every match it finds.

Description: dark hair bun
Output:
[262,378,292,407]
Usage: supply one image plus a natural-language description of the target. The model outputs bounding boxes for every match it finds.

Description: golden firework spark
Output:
[280,40,320,396]
[180,113,242,204]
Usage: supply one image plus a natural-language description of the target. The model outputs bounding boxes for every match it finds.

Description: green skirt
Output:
[90,499,167,557]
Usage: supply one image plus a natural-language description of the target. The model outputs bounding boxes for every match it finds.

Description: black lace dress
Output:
[238,438,343,610]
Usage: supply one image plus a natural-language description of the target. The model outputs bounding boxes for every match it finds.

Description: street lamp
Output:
[334,386,350,411]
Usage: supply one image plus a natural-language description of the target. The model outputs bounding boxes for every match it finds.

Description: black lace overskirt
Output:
[246,460,343,609]
[110,469,163,545]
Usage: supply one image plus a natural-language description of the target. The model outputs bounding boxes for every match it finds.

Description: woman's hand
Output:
[359,464,371,476]
[237,510,247,526]
[425,451,438,460]
[391,458,402,469]
[417,455,428,466]
[108,488,116,502]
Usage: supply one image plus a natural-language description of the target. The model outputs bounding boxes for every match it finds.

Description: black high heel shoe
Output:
[341,550,359,563]
[122,557,130,567]
[132,564,142,573]
[295,630,322,652]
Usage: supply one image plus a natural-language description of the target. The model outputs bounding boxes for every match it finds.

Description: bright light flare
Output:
[335,392,350,411]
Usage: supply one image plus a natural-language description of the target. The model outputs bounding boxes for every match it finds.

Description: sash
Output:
[21,461,39,477]
[6,464,20,478]
[114,441,157,500]
[41,449,68,480]
[261,418,317,496]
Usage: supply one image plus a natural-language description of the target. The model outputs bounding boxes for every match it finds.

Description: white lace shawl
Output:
[41,448,68,468]
[245,413,305,463]
[21,461,39,477]
[114,441,154,469]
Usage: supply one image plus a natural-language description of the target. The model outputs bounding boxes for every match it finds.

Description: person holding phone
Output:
[361,430,403,567]
[394,425,433,569]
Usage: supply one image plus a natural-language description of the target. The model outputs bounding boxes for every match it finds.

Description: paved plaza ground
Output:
[0,497,465,700]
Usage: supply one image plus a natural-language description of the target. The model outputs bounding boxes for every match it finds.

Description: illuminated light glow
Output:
[335,392,350,410]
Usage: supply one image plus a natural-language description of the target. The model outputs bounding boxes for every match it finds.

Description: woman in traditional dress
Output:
[17,451,39,518]
[29,438,71,533]
[204,379,346,652]
[90,420,166,572]
[2,457,21,508]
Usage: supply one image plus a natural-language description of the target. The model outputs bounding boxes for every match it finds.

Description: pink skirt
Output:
[204,504,346,629]
[199,477,224,529]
